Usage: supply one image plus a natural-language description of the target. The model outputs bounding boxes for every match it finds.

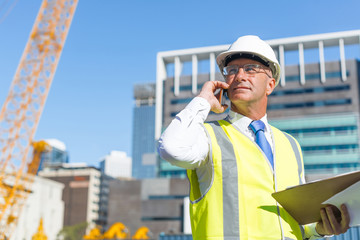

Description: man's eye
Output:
[225,66,238,75]
[244,66,257,72]
[228,68,238,75]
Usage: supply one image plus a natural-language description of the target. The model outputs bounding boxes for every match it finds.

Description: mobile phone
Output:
[219,89,227,105]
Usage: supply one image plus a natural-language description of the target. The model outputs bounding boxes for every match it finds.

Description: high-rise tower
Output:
[132,83,157,179]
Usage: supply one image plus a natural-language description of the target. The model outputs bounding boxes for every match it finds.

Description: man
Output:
[158,35,350,239]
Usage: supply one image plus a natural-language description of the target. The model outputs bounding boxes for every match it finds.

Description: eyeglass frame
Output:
[223,64,272,78]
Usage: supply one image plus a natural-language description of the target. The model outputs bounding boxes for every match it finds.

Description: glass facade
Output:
[319,226,360,240]
[270,113,360,175]
[159,234,193,240]
[158,158,187,178]
[132,104,157,179]
[39,144,69,171]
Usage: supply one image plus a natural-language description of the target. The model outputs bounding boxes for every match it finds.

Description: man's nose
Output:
[235,67,247,82]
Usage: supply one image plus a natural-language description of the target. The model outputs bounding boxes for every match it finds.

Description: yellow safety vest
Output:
[187,120,305,240]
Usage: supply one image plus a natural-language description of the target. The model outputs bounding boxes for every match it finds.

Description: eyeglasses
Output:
[223,64,272,78]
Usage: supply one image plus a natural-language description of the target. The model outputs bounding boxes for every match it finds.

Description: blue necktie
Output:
[249,120,274,169]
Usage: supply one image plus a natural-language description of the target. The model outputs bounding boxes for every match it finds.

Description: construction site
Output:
[1,0,360,239]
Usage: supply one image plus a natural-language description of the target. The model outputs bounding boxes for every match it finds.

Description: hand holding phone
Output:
[219,89,227,105]
[198,80,229,114]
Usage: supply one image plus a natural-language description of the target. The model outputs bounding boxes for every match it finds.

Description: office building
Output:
[96,173,111,230]
[155,30,360,179]
[39,139,69,171]
[38,163,101,234]
[11,176,64,240]
[107,177,189,238]
[132,83,157,179]
[268,59,360,180]
[99,150,132,178]
[98,150,132,229]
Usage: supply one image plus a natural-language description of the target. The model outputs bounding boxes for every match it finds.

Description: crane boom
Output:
[0,0,78,238]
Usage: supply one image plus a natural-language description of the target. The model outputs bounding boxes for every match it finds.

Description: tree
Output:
[57,222,88,240]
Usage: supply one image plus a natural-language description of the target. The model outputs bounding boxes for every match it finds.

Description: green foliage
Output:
[57,222,89,240]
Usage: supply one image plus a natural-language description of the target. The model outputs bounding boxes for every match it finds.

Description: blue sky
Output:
[0,0,359,167]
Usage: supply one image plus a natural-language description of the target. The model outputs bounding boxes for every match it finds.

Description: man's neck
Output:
[230,102,267,120]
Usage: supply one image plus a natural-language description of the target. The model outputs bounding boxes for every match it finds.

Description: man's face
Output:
[224,58,275,107]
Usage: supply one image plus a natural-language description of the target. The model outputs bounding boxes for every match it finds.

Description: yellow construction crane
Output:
[0,0,78,239]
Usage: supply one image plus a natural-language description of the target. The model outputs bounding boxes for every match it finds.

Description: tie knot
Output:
[250,120,265,134]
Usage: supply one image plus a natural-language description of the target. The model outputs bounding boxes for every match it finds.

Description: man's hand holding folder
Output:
[272,170,360,236]
[315,204,350,236]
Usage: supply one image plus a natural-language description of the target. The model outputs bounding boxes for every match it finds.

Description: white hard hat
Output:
[216,35,281,86]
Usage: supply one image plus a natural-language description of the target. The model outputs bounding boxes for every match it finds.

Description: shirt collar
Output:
[228,110,270,132]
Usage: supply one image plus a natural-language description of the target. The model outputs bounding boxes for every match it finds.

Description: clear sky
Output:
[0,0,359,168]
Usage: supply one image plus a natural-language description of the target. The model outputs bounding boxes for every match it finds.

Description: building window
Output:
[284,125,357,135]
[268,98,351,110]
[305,162,359,170]
[272,85,350,96]
[171,98,193,105]
[302,144,359,152]
[171,84,204,92]
[284,70,349,82]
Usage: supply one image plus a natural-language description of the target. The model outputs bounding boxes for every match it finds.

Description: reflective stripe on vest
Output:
[212,121,240,238]
[187,120,304,240]
[283,132,305,185]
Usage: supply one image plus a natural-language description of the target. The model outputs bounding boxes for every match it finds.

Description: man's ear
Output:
[266,78,276,96]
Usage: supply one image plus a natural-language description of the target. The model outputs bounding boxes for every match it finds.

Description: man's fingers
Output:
[325,205,350,235]
[212,104,228,114]
[212,80,229,90]
[325,206,342,234]
[340,204,350,230]
[320,208,331,233]
[198,81,230,114]
[317,205,351,236]
[203,80,229,92]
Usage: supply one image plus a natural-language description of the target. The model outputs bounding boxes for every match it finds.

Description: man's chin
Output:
[229,94,251,102]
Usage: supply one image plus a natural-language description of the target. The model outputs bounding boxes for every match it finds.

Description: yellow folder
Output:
[272,170,360,225]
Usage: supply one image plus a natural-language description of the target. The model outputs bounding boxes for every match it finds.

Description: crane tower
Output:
[0,0,78,238]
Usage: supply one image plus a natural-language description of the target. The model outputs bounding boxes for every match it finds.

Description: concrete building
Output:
[155,30,360,180]
[98,150,133,229]
[38,163,101,233]
[97,173,111,230]
[99,150,132,178]
[132,83,157,179]
[106,178,189,238]
[11,176,64,240]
